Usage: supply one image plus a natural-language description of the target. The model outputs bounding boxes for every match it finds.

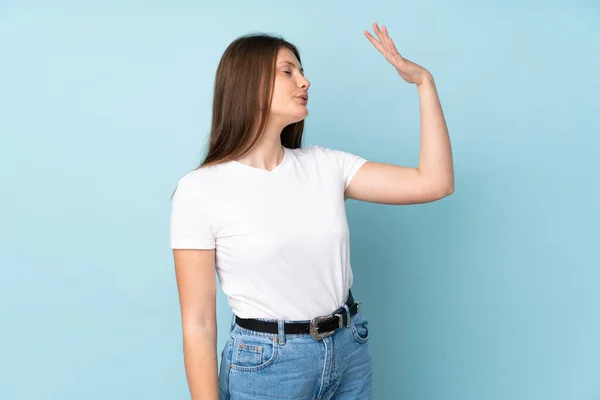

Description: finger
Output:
[387,36,402,57]
[364,30,384,54]
[379,25,392,55]
[382,26,404,61]
[383,29,403,59]
[381,25,393,54]
[372,22,386,45]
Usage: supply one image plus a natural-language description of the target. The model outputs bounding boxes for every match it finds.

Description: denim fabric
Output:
[218,308,372,399]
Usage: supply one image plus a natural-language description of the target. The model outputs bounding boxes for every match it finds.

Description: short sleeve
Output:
[317,146,368,190]
[170,174,216,249]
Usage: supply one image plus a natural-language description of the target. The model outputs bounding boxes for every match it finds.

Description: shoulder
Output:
[174,164,225,198]
[290,144,335,160]
[294,144,365,165]
[286,145,343,171]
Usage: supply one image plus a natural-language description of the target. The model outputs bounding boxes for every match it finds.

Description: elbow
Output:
[435,183,454,199]
[442,176,455,196]
[422,173,454,200]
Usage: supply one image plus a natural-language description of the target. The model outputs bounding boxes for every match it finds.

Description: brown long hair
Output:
[171,33,305,199]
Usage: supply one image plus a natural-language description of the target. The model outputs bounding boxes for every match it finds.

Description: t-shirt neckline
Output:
[231,146,288,174]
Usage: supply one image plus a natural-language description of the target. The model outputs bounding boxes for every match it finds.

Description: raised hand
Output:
[364,22,431,85]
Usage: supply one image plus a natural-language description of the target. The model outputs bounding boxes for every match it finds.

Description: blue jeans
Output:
[218,306,372,399]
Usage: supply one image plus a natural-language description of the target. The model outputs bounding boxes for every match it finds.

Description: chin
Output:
[292,114,308,124]
[284,111,308,124]
[296,108,309,120]
[273,108,308,125]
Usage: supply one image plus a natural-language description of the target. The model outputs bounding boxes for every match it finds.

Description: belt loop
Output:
[230,313,236,330]
[277,320,286,345]
[341,303,352,328]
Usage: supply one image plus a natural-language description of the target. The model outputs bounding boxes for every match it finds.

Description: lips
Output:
[296,94,308,104]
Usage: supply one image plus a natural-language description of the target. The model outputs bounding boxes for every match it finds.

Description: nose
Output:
[300,76,311,90]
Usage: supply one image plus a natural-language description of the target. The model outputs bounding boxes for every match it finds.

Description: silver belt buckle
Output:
[309,313,344,341]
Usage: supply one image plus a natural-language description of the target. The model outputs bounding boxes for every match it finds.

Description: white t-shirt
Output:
[170,145,368,320]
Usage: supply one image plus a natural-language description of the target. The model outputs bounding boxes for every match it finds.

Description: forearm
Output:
[416,73,454,193]
[182,326,219,400]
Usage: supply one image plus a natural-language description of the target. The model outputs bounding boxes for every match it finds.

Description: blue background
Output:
[1,1,599,399]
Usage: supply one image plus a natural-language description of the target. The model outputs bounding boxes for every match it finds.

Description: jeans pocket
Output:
[350,311,370,344]
[229,331,279,372]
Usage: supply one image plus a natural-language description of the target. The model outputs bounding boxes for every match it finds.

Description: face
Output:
[269,47,311,124]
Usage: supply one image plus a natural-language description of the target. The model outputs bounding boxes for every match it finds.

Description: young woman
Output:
[170,22,454,400]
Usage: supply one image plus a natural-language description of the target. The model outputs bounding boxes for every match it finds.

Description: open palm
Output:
[364,22,431,85]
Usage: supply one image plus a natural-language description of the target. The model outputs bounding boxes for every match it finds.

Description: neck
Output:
[235,118,287,170]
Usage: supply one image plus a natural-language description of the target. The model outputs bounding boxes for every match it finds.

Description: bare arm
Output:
[173,248,219,400]
[345,74,454,204]
[349,23,454,205]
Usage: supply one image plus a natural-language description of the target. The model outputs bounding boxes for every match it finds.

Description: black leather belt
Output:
[235,290,361,341]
